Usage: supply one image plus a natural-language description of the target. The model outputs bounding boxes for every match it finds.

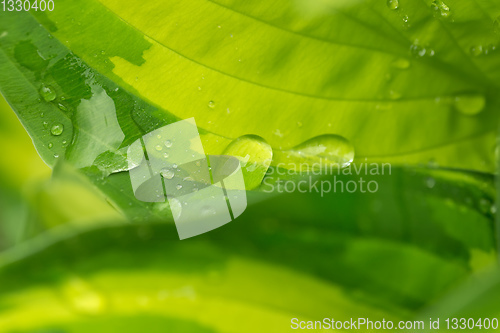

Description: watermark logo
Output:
[127,118,247,240]
[263,161,392,196]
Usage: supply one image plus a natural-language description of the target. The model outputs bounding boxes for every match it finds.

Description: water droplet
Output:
[387,0,399,10]
[297,121,303,128]
[176,184,183,190]
[173,163,178,169]
[62,140,68,147]
[279,135,355,169]
[40,112,44,118]
[48,142,53,149]
[57,103,68,111]
[410,44,427,57]
[454,94,485,116]
[425,177,436,189]
[156,134,162,139]
[208,100,216,108]
[54,153,59,158]
[392,58,410,69]
[431,0,450,17]
[223,135,273,189]
[273,129,284,137]
[155,145,162,151]
[50,123,64,136]
[39,84,56,102]
[161,168,175,180]
[484,44,497,55]
[470,45,483,56]
[43,121,49,129]
[163,152,169,158]
[165,140,172,148]
[402,15,409,23]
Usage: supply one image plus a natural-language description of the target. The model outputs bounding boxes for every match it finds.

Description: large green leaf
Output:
[1,0,499,175]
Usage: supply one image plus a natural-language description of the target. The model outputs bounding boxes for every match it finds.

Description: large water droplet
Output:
[387,0,399,10]
[279,135,355,170]
[161,167,175,180]
[50,123,64,136]
[454,94,485,116]
[39,84,56,102]
[223,135,273,189]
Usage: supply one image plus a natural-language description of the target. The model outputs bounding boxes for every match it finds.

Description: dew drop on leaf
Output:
[387,0,399,10]
[431,0,450,18]
[58,103,68,111]
[161,168,175,180]
[50,123,64,136]
[208,100,216,108]
[165,140,172,148]
[223,135,273,189]
[470,45,483,56]
[39,84,57,102]
[283,134,355,169]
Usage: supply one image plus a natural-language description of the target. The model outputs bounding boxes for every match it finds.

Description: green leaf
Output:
[1,0,500,177]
